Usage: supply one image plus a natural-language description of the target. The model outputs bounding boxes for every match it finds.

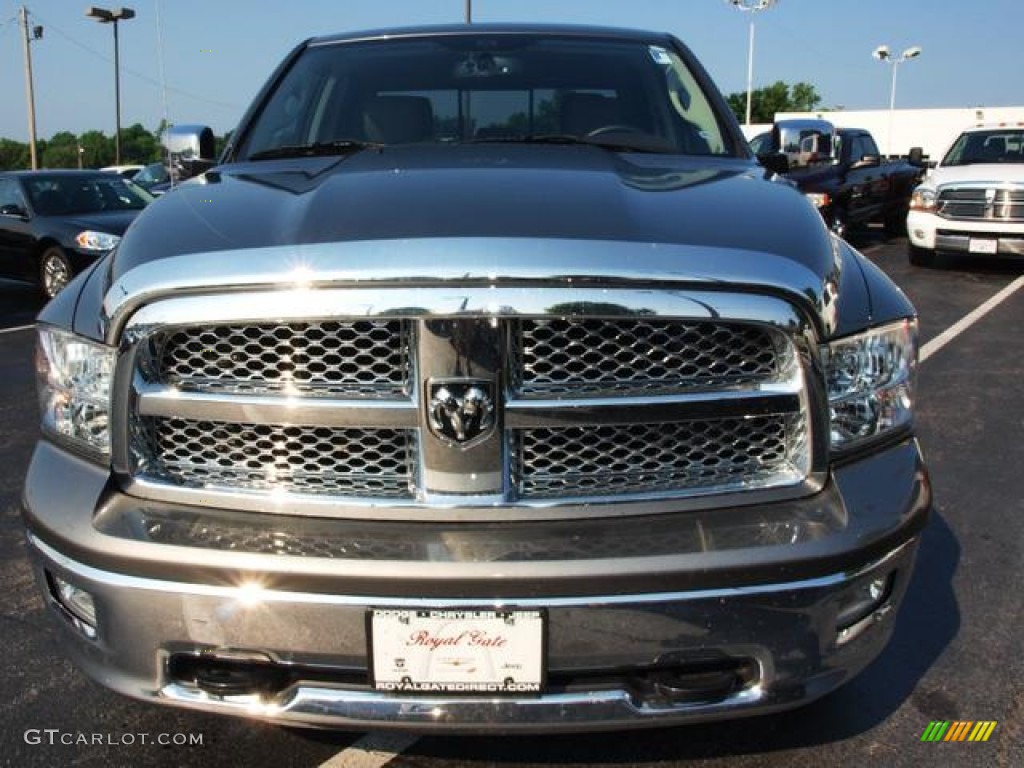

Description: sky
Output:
[0,0,1021,143]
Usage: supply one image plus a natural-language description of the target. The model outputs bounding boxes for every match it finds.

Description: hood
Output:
[107,145,841,332]
[927,163,1024,187]
[56,209,140,237]
[115,145,828,271]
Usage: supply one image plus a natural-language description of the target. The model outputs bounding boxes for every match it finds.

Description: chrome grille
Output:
[146,320,410,396]
[515,414,807,499]
[136,418,416,498]
[514,319,784,396]
[123,288,814,518]
[938,186,1024,222]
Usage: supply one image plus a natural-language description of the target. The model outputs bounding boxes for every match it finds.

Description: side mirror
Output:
[163,124,217,181]
[0,203,27,218]
[907,147,925,167]
[772,118,836,170]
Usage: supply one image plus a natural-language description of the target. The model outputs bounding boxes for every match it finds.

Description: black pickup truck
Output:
[752,119,925,239]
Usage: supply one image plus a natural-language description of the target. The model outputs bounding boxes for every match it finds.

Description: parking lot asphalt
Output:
[0,236,1021,768]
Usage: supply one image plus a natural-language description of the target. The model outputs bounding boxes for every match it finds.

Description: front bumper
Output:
[23,437,930,732]
[907,210,1024,256]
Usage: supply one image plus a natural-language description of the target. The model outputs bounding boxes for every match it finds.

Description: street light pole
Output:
[86,6,136,166]
[873,45,922,157]
[19,6,41,170]
[725,0,778,128]
[465,0,472,23]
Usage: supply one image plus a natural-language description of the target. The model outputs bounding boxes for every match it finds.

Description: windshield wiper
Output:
[467,133,675,154]
[247,139,381,162]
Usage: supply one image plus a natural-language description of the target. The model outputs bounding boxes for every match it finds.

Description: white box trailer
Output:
[747,106,1024,162]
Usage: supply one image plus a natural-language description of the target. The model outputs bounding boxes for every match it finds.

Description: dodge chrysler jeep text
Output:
[23,24,930,732]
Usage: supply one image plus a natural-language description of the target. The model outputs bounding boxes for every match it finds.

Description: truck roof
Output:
[308,22,676,47]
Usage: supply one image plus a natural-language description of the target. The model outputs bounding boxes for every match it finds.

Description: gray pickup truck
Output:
[24,23,930,732]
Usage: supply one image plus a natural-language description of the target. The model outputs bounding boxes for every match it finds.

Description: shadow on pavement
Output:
[0,280,44,329]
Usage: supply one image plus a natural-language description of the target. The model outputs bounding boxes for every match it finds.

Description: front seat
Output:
[362,95,435,144]
[978,137,1006,163]
[560,92,622,136]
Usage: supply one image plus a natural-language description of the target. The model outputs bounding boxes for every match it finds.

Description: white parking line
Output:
[317,732,420,768]
[0,324,34,335]
[920,274,1024,363]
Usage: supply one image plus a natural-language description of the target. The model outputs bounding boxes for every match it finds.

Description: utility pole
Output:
[20,6,40,170]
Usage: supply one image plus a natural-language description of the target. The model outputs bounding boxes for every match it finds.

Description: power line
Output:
[27,9,243,112]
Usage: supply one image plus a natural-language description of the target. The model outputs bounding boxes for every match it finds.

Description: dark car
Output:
[131,162,172,196]
[0,170,151,299]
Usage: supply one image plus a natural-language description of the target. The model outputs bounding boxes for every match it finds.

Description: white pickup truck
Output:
[907,122,1024,266]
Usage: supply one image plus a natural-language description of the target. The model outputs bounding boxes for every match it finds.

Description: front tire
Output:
[39,246,72,299]
[908,243,936,268]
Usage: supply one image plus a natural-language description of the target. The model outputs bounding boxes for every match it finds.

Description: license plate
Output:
[969,238,998,254]
[369,608,545,694]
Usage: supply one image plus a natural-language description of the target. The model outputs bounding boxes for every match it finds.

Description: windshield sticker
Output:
[648,46,673,65]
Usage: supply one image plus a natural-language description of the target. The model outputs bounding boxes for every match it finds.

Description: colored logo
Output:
[920,721,997,742]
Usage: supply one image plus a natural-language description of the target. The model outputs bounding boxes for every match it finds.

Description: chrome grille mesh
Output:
[515,415,807,499]
[514,319,783,396]
[127,307,810,510]
[148,320,409,396]
[938,187,1024,222]
[136,418,415,498]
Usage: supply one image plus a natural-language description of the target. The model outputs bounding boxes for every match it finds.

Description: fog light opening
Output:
[45,570,98,639]
[835,572,895,646]
[168,654,292,698]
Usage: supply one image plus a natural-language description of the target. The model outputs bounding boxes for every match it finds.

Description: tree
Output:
[79,130,114,168]
[726,81,822,124]
[214,130,233,158]
[120,123,161,164]
[41,131,80,169]
[0,139,30,171]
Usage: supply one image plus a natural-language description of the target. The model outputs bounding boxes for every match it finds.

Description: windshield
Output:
[25,174,151,216]
[942,129,1024,166]
[237,34,733,159]
[133,163,169,187]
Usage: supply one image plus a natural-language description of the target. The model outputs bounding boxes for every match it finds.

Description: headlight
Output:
[35,326,116,459]
[909,187,936,212]
[824,319,917,451]
[805,192,830,209]
[74,230,121,251]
